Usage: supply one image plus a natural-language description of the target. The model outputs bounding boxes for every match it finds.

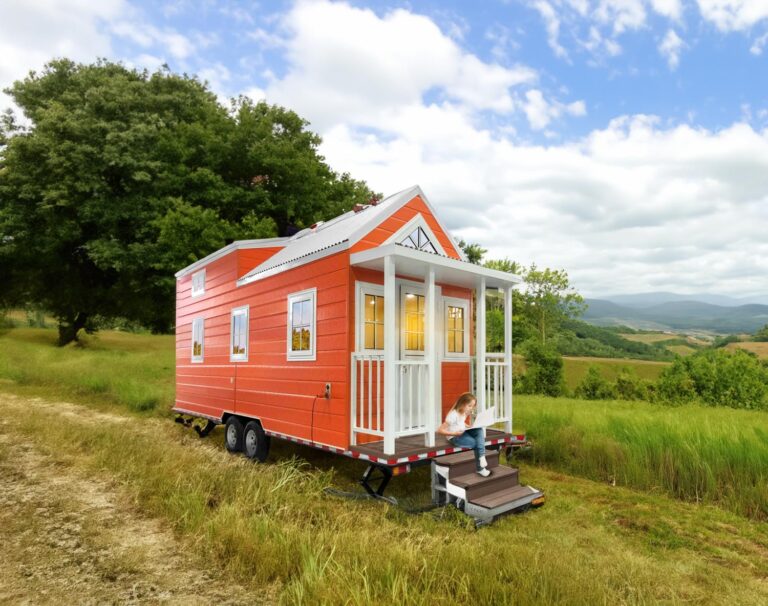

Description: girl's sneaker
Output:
[477,467,491,477]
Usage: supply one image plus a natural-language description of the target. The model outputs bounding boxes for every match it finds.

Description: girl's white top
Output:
[444,409,467,434]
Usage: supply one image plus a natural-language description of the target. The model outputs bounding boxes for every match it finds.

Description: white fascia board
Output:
[345,185,421,248]
[350,244,522,288]
[236,240,350,287]
[175,238,288,279]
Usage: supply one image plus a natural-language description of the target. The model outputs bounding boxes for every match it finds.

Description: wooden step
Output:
[469,485,535,510]
[434,450,499,477]
[449,466,519,501]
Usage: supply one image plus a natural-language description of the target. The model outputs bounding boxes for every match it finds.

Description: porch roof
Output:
[350,243,522,289]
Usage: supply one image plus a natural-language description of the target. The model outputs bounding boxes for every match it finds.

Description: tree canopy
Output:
[0,59,374,344]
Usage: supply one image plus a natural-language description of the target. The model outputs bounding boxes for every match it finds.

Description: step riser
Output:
[465,471,520,500]
[446,457,500,477]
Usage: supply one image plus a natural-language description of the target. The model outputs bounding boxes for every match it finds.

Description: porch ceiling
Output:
[350,243,522,289]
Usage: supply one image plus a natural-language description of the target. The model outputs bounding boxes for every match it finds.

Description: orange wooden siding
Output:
[351,195,462,259]
[176,248,351,449]
[237,246,284,278]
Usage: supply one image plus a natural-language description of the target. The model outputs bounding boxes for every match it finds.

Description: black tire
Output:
[243,420,271,462]
[224,416,244,453]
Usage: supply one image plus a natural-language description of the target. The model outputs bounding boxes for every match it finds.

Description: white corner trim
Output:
[382,213,448,257]
[287,287,317,361]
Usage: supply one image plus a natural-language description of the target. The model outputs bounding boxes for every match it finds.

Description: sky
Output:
[2,0,768,299]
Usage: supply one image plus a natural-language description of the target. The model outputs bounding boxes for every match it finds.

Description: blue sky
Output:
[2,0,768,298]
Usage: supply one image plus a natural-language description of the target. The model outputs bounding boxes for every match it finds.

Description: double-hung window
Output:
[230,306,249,362]
[444,297,469,358]
[287,288,316,360]
[191,317,204,363]
[191,269,206,297]
[357,282,385,352]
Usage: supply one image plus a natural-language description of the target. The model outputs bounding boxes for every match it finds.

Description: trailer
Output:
[174,185,543,523]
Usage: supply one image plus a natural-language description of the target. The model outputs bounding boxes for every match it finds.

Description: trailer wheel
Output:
[224,417,244,453]
[243,420,271,462]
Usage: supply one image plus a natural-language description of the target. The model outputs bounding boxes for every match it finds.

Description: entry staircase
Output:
[431,450,544,525]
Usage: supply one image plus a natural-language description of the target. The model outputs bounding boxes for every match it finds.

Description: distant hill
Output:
[583,298,768,334]
[600,292,768,308]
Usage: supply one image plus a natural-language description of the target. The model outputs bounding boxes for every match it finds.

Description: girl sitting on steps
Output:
[436,392,491,477]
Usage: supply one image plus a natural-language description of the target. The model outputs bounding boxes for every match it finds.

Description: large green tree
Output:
[0,59,373,344]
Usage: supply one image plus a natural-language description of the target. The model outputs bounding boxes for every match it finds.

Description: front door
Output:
[397,283,427,432]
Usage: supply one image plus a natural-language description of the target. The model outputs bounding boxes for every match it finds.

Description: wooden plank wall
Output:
[176,248,351,449]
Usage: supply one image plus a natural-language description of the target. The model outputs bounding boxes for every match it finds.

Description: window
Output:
[191,269,206,297]
[230,306,249,362]
[287,288,316,360]
[399,226,437,254]
[444,297,469,358]
[403,292,425,351]
[364,294,384,350]
[191,318,204,363]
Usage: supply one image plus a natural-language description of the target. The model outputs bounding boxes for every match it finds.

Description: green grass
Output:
[562,356,668,390]
[3,398,768,605]
[0,327,175,413]
[517,395,768,520]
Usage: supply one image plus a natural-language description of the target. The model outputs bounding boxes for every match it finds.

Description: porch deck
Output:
[349,428,518,465]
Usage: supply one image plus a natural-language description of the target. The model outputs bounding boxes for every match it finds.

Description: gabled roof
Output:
[174,237,288,279]
[237,185,466,286]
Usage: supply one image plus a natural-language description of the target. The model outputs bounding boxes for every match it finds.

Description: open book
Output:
[470,406,496,429]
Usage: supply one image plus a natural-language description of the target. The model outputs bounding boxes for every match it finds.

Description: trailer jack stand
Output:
[193,420,216,438]
[359,464,397,505]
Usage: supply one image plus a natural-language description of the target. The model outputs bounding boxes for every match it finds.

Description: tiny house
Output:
[174,186,527,499]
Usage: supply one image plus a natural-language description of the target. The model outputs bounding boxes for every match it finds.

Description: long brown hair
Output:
[451,392,476,414]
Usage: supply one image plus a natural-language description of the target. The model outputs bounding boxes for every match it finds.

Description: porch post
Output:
[476,277,487,412]
[504,285,513,434]
[383,255,397,455]
[425,266,436,447]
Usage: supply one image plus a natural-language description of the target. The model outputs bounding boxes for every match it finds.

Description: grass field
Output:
[728,341,768,360]
[561,356,668,389]
[619,332,675,344]
[2,326,768,603]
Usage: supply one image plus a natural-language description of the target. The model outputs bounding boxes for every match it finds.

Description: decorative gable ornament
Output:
[399,226,437,254]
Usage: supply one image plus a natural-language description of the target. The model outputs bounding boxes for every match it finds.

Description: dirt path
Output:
[0,394,258,605]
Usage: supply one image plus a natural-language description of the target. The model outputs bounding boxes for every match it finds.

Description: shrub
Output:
[614,367,649,401]
[753,324,768,342]
[574,366,616,400]
[656,348,768,410]
[518,340,566,397]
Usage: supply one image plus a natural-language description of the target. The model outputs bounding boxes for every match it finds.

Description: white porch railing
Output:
[350,353,430,444]
[471,353,512,424]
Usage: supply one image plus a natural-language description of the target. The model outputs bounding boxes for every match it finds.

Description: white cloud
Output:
[750,31,768,54]
[320,110,768,297]
[524,89,587,130]
[697,0,768,31]
[650,0,683,20]
[659,28,685,68]
[0,0,126,106]
[532,1,570,58]
[264,0,542,130]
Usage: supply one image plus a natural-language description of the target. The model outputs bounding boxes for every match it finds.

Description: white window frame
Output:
[443,296,470,360]
[400,282,426,358]
[191,269,206,297]
[230,305,249,362]
[191,317,204,363]
[355,281,385,353]
[287,288,317,361]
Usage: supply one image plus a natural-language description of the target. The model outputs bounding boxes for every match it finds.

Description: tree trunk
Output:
[57,312,88,346]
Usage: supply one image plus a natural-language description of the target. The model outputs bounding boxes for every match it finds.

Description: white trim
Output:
[237,241,349,287]
[175,238,287,278]
[383,256,397,455]
[230,305,249,362]
[382,214,448,257]
[191,269,206,297]
[355,281,385,354]
[442,296,470,360]
[350,243,522,288]
[287,287,317,361]
[191,317,204,363]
